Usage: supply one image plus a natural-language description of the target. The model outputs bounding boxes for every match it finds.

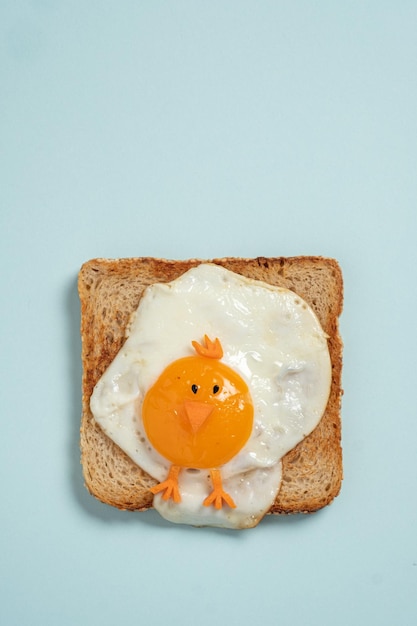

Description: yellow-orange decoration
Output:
[142,336,254,510]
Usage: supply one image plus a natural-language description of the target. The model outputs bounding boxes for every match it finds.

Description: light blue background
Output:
[1,2,416,625]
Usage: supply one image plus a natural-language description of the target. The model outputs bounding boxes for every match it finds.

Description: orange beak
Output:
[184,401,214,433]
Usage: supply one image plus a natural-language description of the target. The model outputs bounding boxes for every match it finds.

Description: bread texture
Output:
[79,256,343,515]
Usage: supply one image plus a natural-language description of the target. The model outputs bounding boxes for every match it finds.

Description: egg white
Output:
[91,263,331,529]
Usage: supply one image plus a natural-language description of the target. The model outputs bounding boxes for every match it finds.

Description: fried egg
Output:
[90,263,331,529]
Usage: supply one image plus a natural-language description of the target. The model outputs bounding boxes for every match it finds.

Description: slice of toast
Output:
[79,257,343,515]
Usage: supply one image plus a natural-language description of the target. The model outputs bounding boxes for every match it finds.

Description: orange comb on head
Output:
[192,335,223,359]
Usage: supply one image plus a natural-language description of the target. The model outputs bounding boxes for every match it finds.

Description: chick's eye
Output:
[191,384,198,394]
[213,385,220,394]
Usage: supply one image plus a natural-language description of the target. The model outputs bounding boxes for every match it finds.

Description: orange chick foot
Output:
[150,465,181,503]
[203,469,236,510]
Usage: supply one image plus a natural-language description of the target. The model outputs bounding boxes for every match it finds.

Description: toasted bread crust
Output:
[79,257,343,514]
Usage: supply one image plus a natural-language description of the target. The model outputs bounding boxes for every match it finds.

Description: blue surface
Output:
[1,2,416,625]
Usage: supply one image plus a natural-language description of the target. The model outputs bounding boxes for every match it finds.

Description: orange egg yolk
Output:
[142,356,254,469]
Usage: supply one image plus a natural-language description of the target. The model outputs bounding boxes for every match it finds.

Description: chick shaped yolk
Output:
[142,356,254,469]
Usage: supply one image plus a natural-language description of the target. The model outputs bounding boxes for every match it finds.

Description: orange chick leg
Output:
[150,465,181,503]
[203,469,236,510]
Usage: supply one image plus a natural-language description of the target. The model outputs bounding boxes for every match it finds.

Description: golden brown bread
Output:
[79,256,343,515]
